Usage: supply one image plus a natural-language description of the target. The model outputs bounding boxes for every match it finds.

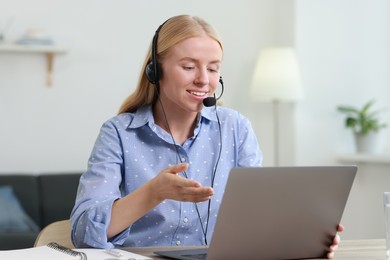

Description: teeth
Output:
[190,91,206,97]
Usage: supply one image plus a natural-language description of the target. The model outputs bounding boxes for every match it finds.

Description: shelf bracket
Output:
[46,52,54,86]
[0,44,67,87]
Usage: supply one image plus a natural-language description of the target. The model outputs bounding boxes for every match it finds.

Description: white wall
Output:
[295,0,390,164]
[295,0,390,239]
[0,0,277,172]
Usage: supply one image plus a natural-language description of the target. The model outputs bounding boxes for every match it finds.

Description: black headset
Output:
[145,20,169,85]
[146,18,223,246]
[145,18,224,107]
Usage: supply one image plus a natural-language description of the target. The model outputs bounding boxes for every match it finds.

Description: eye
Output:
[208,67,219,73]
[183,66,195,70]
[207,63,220,73]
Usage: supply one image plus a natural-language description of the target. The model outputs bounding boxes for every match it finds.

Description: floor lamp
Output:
[250,47,304,166]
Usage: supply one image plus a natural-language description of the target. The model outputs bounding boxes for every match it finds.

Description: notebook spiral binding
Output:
[47,242,87,260]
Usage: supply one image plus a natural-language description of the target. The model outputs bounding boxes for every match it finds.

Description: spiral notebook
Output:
[0,242,152,260]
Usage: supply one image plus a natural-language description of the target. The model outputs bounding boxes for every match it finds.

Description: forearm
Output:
[107,180,162,238]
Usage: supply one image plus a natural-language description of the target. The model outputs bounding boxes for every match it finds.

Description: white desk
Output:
[125,239,387,260]
[333,239,386,260]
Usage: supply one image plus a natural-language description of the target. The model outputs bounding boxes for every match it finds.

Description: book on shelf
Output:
[0,242,152,260]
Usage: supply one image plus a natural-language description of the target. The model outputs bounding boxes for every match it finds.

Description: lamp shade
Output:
[250,47,304,102]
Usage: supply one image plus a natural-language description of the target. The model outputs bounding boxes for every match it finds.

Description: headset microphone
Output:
[202,96,217,107]
[203,76,224,107]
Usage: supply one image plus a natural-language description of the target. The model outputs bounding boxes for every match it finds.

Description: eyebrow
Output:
[179,57,221,64]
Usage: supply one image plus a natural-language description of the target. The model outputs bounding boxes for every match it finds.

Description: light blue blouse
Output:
[71,105,262,248]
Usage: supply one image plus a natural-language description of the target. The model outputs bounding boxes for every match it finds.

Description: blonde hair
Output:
[118,15,223,114]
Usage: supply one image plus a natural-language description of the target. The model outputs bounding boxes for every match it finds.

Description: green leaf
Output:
[337,100,387,135]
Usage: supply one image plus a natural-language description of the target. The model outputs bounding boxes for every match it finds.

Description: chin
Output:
[187,104,203,113]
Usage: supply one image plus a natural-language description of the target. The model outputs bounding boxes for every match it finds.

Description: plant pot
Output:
[354,132,381,154]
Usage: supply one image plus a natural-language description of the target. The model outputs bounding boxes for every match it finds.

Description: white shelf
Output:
[338,153,390,164]
[0,43,68,86]
[0,43,67,53]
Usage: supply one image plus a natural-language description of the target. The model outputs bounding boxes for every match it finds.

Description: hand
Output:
[150,163,214,203]
[327,224,344,259]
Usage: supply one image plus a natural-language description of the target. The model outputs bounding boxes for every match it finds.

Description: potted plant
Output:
[337,100,387,154]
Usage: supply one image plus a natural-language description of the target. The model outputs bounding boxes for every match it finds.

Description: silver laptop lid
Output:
[207,166,356,260]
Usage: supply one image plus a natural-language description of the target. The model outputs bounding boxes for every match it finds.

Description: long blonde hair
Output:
[118,15,223,114]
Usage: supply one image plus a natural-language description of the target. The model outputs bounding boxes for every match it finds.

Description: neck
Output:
[153,100,198,145]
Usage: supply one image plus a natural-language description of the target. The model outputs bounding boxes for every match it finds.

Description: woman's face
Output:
[158,35,223,114]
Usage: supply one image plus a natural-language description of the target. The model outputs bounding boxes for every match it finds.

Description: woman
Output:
[70,14,341,258]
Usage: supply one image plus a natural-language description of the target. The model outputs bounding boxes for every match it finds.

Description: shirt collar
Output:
[127,105,219,129]
[200,106,219,122]
[128,106,154,129]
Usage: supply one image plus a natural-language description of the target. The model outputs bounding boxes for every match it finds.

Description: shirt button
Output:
[183,217,188,223]
[180,157,186,162]
[176,240,181,245]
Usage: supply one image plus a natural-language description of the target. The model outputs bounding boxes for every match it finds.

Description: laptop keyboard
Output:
[183,253,208,259]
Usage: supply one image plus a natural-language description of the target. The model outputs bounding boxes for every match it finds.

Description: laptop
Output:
[154,166,357,260]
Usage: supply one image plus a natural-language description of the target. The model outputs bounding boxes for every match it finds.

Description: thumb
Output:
[167,163,189,174]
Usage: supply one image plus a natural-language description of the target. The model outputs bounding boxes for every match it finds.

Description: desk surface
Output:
[125,239,387,260]
[332,239,386,260]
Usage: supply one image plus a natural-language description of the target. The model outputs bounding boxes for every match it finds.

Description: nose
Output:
[194,68,209,86]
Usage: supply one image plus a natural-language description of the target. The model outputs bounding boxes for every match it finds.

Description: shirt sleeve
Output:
[70,120,129,248]
[237,114,263,167]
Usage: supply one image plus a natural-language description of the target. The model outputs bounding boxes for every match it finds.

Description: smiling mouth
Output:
[188,91,207,97]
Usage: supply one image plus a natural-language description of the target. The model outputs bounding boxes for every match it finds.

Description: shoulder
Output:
[102,106,151,130]
[215,106,252,126]
[216,106,247,119]
[202,106,253,130]
[102,113,135,130]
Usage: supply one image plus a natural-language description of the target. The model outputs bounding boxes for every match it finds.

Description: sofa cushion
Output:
[39,173,81,227]
[0,175,41,227]
[0,186,40,232]
[0,232,38,250]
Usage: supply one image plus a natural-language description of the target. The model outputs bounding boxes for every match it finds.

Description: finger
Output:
[337,224,345,232]
[333,233,340,244]
[180,186,214,197]
[184,186,214,194]
[186,183,214,193]
[181,191,213,202]
[165,163,189,175]
[191,196,213,203]
[327,251,335,259]
[168,173,202,188]
[329,234,340,251]
[180,187,214,202]
[329,242,339,252]
[326,233,340,259]
[182,194,213,202]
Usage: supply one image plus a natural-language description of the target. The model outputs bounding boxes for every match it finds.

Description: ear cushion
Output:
[145,62,157,84]
[145,62,162,85]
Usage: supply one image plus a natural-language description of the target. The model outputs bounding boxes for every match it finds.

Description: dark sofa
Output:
[0,173,82,250]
